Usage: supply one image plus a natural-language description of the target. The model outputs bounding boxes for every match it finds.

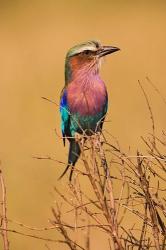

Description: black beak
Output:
[98,46,120,57]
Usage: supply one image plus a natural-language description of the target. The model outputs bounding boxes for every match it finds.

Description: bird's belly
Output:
[80,113,104,132]
[70,94,106,134]
[67,81,107,135]
[70,111,106,136]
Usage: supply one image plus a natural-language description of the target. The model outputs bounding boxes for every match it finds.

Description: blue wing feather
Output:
[60,89,70,145]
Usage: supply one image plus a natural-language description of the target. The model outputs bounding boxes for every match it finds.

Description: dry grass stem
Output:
[0,169,9,250]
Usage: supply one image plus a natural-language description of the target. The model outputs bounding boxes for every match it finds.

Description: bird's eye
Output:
[83,50,91,55]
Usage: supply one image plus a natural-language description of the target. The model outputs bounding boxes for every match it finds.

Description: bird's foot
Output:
[75,132,85,147]
[74,132,82,142]
[92,132,103,146]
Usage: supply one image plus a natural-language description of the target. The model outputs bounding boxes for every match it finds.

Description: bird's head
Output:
[65,40,120,83]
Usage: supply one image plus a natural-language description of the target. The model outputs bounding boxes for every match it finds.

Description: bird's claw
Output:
[75,132,84,147]
[74,132,82,142]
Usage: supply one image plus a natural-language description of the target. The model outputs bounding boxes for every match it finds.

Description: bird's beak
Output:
[98,46,120,57]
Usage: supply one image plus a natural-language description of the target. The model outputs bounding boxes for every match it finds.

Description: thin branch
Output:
[138,80,156,149]
[146,77,166,105]
[0,169,9,250]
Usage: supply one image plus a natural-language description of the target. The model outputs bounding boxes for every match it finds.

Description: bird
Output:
[59,40,120,180]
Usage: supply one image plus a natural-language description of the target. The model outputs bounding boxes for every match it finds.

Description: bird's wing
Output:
[99,94,108,130]
[60,88,70,146]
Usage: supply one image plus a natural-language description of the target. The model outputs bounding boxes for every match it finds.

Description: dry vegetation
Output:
[0,80,166,250]
[50,130,166,250]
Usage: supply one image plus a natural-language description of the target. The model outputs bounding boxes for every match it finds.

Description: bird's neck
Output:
[65,57,101,84]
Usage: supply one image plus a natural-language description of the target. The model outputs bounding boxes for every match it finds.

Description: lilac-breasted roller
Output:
[59,40,120,180]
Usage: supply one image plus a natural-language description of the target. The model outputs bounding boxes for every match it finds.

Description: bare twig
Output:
[0,169,9,250]
[138,80,156,149]
[136,153,160,250]
[146,77,166,105]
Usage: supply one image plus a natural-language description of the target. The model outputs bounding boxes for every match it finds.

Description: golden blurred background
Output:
[0,0,166,249]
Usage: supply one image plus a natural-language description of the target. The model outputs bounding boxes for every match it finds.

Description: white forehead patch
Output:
[76,45,97,53]
[67,40,101,57]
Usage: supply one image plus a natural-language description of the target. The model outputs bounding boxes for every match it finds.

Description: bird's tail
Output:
[58,140,81,181]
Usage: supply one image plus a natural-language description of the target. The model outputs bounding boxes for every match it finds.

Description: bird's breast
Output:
[67,79,107,116]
